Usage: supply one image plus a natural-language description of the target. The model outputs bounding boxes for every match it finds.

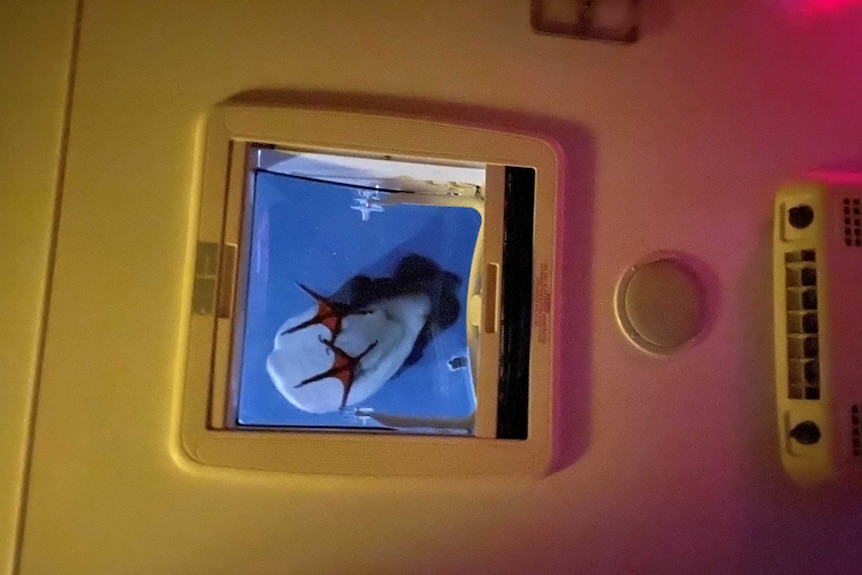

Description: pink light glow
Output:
[787,0,862,17]
[807,171,862,186]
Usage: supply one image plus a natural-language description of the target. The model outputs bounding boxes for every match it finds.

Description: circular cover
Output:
[617,258,706,352]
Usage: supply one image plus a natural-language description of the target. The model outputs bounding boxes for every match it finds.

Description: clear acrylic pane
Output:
[236,167,483,436]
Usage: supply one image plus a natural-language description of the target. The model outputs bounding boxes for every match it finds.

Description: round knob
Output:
[788,205,814,229]
[789,420,821,445]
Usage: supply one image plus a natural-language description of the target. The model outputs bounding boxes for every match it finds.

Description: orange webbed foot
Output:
[280,284,371,336]
[295,337,379,409]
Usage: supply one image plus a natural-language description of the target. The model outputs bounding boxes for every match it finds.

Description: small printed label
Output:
[534,262,551,344]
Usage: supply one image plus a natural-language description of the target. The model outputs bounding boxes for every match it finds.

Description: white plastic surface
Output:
[6,1,862,573]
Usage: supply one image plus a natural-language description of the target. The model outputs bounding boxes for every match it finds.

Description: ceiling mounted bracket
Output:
[531,0,640,44]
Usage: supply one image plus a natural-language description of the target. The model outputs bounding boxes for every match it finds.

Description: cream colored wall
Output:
[0,1,78,572]
[7,1,862,573]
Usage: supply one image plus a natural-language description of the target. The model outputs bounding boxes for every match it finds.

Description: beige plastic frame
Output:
[773,182,833,486]
[180,104,559,477]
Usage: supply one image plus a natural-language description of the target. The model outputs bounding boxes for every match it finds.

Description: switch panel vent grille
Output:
[853,405,861,458]
[785,250,820,400]
[844,198,862,247]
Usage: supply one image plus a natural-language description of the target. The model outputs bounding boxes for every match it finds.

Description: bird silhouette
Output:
[267,254,463,414]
